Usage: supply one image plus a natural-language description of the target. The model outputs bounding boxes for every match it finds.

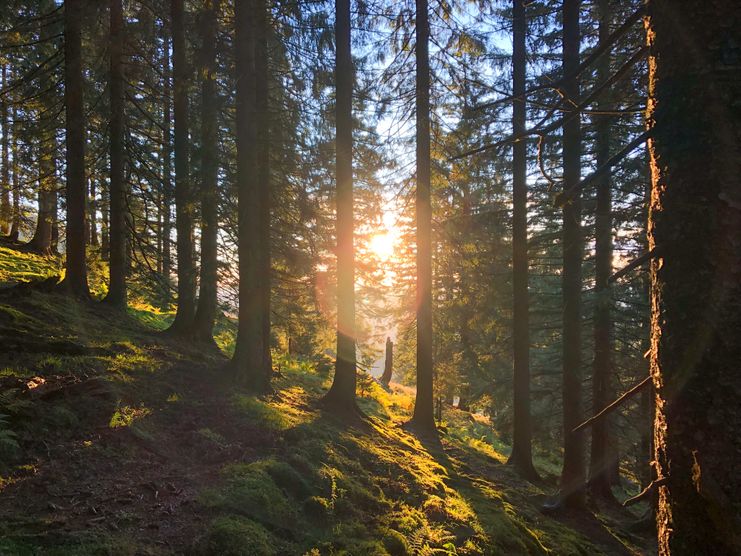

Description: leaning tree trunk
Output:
[62,0,90,298]
[167,0,196,332]
[410,0,436,432]
[559,0,585,509]
[646,1,741,553]
[105,0,127,307]
[192,0,220,343]
[508,0,538,480]
[588,0,617,502]
[322,0,357,411]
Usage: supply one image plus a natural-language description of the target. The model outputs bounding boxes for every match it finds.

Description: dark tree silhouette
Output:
[322,0,357,412]
[192,0,220,342]
[61,0,89,298]
[232,0,270,391]
[381,337,393,386]
[167,0,196,333]
[559,0,585,508]
[256,0,272,378]
[104,0,127,307]
[588,0,617,501]
[507,0,538,481]
[409,0,436,432]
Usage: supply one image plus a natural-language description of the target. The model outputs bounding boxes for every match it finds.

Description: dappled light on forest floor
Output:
[0,246,654,554]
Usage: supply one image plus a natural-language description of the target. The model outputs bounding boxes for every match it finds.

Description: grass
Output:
[0,245,650,555]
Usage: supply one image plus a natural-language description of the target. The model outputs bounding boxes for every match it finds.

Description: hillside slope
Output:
[0,246,654,555]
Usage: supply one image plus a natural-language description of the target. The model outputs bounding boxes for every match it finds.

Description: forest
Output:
[0,0,738,554]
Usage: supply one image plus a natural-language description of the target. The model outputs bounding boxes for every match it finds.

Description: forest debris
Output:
[623,477,668,507]
[572,376,652,433]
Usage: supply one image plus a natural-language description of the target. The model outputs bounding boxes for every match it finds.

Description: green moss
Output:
[199,516,276,556]
[201,463,297,529]
[381,528,410,556]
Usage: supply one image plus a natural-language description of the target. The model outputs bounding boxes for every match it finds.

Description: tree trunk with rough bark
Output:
[646,1,741,553]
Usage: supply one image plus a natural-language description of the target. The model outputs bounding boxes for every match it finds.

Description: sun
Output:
[369,232,395,260]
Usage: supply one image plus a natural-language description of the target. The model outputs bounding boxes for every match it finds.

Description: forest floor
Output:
[0,244,656,555]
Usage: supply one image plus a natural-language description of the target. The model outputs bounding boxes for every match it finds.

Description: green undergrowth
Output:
[193,359,616,555]
[0,246,643,555]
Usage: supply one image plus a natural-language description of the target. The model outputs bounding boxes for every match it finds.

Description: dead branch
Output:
[609,245,663,283]
[572,375,652,434]
[623,477,668,507]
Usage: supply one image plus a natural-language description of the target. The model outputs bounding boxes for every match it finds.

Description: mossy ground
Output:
[0,246,654,555]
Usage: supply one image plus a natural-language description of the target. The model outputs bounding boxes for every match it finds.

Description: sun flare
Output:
[369,232,395,260]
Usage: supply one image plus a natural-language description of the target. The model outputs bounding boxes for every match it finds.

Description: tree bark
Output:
[588,0,616,502]
[381,337,393,385]
[28,0,58,255]
[0,64,10,236]
[9,99,20,241]
[192,0,220,343]
[105,0,127,307]
[62,0,90,298]
[322,0,357,411]
[410,0,435,432]
[231,0,270,391]
[646,1,741,553]
[256,0,273,381]
[507,0,538,480]
[167,0,196,332]
[559,0,585,508]
[161,30,172,306]
[88,177,98,247]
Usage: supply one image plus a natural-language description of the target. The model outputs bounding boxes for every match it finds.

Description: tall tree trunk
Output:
[105,0,127,306]
[559,0,585,509]
[588,0,616,502]
[322,0,357,411]
[0,64,10,236]
[89,177,98,247]
[100,177,110,259]
[9,100,20,241]
[646,1,741,553]
[62,0,89,298]
[28,1,58,255]
[192,0,220,343]
[167,0,196,331]
[508,0,538,480]
[410,0,435,432]
[231,0,269,391]
[161,31,172,306]
[256,0,273,380]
